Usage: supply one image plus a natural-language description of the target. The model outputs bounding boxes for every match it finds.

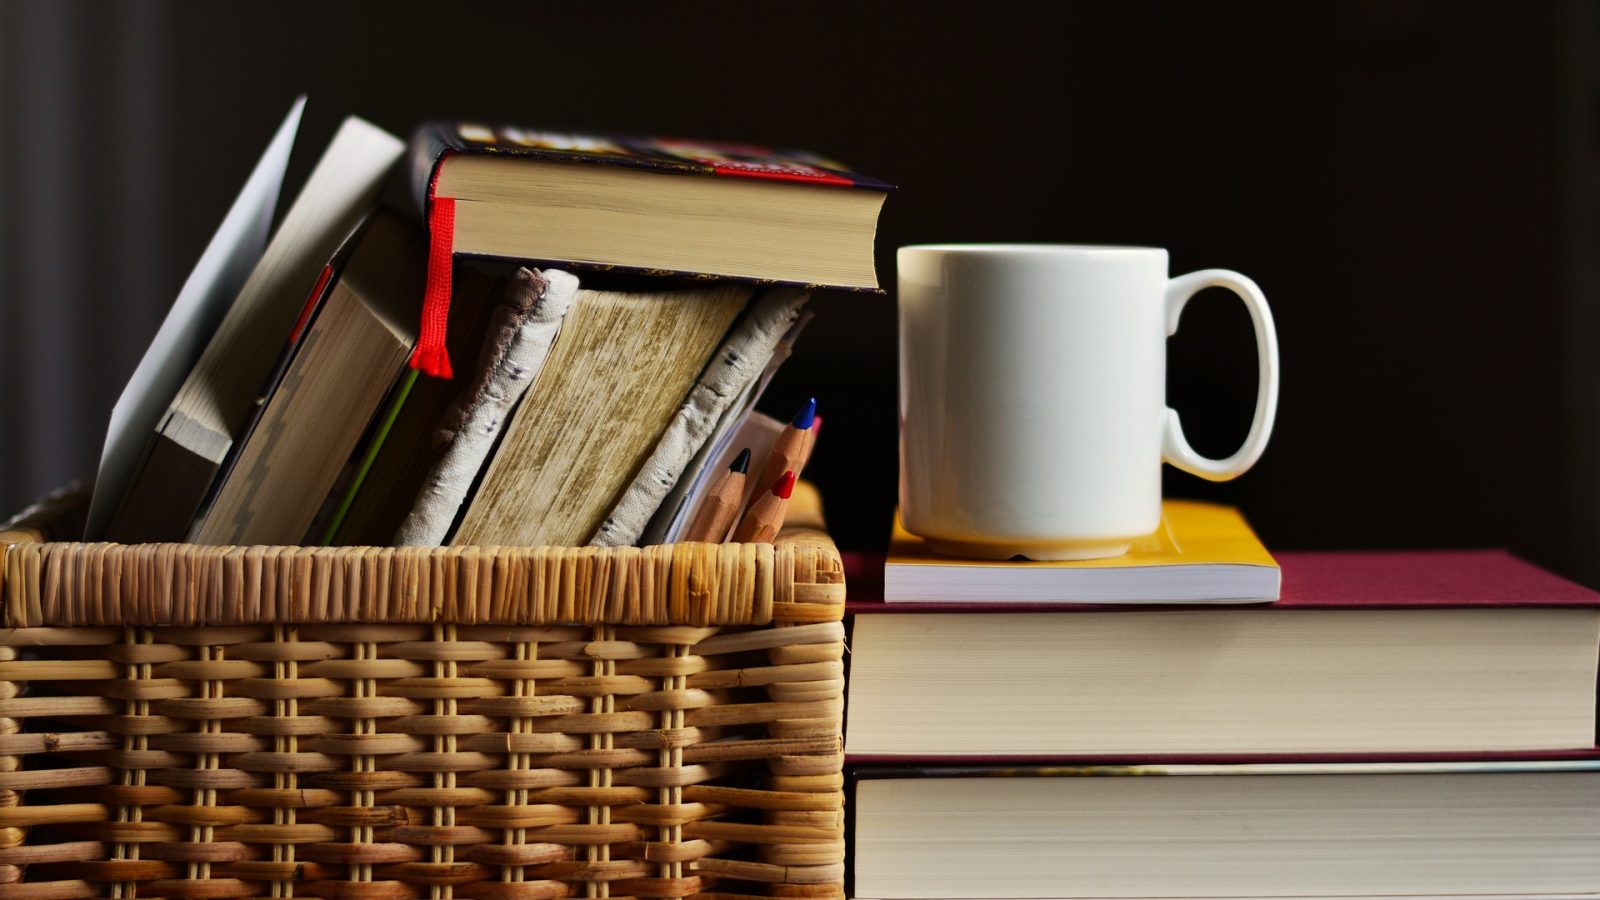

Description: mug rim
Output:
[899,242,1165,255]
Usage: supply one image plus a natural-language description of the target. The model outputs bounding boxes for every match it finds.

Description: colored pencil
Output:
[798,414,822,471]
[754,397,816,506]
[684,447,751,542]
[734,470,796,543]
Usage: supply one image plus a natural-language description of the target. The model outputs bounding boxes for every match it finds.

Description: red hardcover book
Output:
[843,549,1600,762]
[854,548,1600,612]
[396,122,892,377]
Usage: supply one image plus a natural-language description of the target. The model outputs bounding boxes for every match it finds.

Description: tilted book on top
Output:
[402,122,893,203]
[398,122,891,378]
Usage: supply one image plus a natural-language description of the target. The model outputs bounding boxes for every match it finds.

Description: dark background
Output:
[2,2,1597,582]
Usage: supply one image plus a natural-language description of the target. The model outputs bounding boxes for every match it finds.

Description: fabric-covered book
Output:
[396,122,890,378]
[446,283,756,548]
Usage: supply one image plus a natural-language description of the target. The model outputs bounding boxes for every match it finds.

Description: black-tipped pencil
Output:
[685,447,751,542]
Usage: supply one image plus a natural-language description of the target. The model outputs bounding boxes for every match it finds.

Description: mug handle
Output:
[1161,269,1280,481]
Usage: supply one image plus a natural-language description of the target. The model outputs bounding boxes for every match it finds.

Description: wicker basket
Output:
[0,484,846,900]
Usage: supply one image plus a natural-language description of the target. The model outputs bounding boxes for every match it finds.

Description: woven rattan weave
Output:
[0,486,845,900]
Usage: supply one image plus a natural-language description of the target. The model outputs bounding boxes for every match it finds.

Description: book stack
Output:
[846,504,1600,898]
[85,103,889,550]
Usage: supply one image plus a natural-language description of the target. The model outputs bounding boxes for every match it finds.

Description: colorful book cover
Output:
[402,122,893,217]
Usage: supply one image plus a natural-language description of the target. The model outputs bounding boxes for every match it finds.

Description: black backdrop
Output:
[2,1,1596,582]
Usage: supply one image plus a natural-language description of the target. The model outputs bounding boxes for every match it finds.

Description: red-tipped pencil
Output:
[684,447,751,542]
[733,470,796,543]
[753,398,816,509]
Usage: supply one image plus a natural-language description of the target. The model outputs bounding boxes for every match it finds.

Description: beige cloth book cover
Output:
[449,284,752,548]
[592,288,808,547]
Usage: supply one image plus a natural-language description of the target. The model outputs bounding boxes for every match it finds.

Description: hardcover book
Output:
[322,266,504,546]
[190,212,425,545]
[397,122,890,377]
[851,759,1600,899]
[846,549,1600,759]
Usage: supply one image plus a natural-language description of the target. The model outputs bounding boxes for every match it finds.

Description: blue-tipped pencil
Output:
[753,398,816,508]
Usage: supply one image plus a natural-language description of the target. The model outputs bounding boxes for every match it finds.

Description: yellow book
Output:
[886,500,1279,603]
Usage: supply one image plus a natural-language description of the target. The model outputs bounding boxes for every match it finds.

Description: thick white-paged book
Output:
[852,761,1600,900]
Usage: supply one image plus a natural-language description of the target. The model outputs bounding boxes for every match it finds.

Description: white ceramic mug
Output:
[897,244,1279,560]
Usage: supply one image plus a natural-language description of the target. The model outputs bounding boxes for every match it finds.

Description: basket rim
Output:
[0,486,845,629]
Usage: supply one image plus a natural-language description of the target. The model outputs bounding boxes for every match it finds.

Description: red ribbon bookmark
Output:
[409,168,456,379]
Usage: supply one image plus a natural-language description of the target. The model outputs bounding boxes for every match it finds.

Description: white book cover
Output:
[86,97,304,539]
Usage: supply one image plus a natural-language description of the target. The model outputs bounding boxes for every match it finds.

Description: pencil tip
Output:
[773,470,796,499]
[791,397,817,430]
[731,447,751,473]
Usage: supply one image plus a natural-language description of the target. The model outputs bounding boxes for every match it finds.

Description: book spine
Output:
[392,124,462,380]
[288,265,335,344]
[403,122,457,218]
